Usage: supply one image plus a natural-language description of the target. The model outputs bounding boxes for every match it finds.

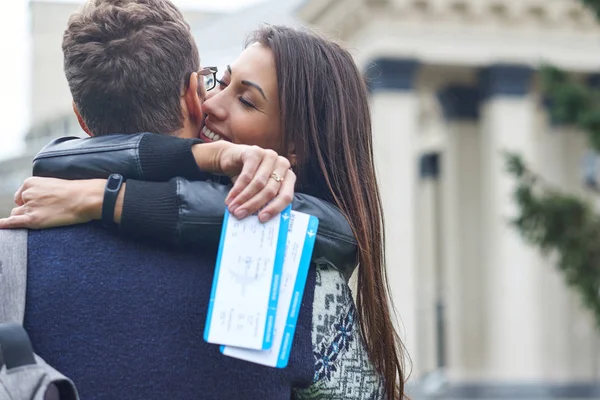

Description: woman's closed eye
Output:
[238,96,256,110]
[216,78,256,110]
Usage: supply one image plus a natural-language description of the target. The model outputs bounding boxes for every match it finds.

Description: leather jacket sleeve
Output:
[33,134,358,281]
[32,134,209,181]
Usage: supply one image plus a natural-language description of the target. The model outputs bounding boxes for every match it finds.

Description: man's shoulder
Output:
[28,223,124,252]
[28,222,101,239]
[27,223,214,264]
[28,224,139,268]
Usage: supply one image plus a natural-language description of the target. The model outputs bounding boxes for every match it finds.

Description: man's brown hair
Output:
[62,0,200,136]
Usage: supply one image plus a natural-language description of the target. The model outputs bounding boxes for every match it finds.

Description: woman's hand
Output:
[0,177,104,229]
[194,142,296,222]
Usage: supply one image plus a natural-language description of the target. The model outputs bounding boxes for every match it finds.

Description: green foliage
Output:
[505,0,600,327]
[540,65,600,149]
[506,155,600,327]
[581,0,600,19]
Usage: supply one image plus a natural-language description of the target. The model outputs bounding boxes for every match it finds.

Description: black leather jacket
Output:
[33,134,358,281]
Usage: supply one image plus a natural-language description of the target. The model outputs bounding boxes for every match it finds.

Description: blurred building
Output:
[3,0,600,397]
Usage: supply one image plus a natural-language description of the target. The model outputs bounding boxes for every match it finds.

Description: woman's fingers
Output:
[229,163,294,222]
[13,177,40,206]
[1,177,100,230]
[225,147,263,205]
[0,209,33,229]
[10,205,26,216]
[227,150,281,218]
[257,169,296,222]
[0,215,31,229]
[14,185,25,206]
[219,143,295,221]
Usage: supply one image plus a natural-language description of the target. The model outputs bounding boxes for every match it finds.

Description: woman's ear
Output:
[184,72,203,124]
[72,102,93,137]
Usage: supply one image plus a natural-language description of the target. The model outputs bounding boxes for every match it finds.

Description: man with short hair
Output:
[64,0,201,137]
[2,1,355,398]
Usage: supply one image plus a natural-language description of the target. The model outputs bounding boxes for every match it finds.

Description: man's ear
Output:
[184,72,203,124]
[72,102,93,137]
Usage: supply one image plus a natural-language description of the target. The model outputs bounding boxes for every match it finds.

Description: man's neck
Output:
[173,119,201,139]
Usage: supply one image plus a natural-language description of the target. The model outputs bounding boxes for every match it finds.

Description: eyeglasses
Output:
[198,66,218,91]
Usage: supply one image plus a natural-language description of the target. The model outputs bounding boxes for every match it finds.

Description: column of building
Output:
[415,150,441,375]
[437,85,486,381]
[366,58,422,374]
[478,65,544,380]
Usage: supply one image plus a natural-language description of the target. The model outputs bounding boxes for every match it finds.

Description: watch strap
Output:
[101,174,124,228]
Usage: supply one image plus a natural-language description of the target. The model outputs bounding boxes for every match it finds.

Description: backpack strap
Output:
[0,323,36,370]
[0,229,28,324]
[0,323,81,400]
[0,230,81,399]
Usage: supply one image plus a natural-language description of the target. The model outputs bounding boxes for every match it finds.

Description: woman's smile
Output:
[200,119,232,143]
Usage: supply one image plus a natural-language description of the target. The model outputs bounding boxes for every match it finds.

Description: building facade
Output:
[3,0,600,397]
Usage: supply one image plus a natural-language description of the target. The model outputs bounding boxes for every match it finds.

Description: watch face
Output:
[107,174,122,191]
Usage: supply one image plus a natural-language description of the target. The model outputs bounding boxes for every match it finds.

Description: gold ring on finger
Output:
[271,172,283,183]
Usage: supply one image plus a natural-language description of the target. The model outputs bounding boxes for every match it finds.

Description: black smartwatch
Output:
[102,174,124,228]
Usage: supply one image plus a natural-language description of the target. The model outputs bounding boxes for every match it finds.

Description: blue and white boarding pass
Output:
[222,210,319,368]
[204,206,291,350]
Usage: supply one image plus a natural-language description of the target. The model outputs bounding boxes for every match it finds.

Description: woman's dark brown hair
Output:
[248,25,406,399]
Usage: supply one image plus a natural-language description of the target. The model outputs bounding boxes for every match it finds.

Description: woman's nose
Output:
[206,86,220,100]
[202,90,227,120]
